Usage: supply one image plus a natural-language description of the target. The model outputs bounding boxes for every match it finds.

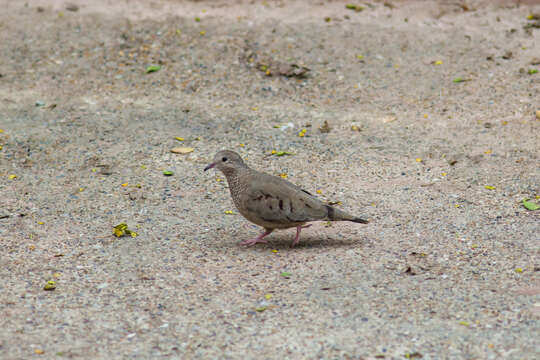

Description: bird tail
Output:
[325,205,369,224]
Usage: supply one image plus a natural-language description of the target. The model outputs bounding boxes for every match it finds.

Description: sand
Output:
[0,0,539,358]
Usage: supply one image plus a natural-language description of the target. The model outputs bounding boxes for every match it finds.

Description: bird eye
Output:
[222,157,228,162]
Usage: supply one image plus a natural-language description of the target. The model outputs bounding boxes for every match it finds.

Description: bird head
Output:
[204,150,247,176]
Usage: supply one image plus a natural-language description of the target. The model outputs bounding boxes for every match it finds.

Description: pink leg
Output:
[291,224,312,247]
[241,228,273,246]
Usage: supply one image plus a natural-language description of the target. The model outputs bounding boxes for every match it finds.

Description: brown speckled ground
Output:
[0,0,539,358]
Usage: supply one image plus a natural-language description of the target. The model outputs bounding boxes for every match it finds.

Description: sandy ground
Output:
[1,0,539,358]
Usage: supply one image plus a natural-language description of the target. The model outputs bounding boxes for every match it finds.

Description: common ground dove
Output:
[204,150,368,246]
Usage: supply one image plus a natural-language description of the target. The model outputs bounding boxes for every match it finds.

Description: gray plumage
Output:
[204,150,368,246]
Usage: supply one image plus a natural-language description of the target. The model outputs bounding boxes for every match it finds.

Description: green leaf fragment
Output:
[255,306,267,312]
[163,170,174,176]
[275,151,291,156]
[280,272,291,278]
[146,65,161,73]
[125,229,138,238]
[522,199,540,211]
[345,4,364,11]
[528,69,538,75]
[453,77,469,83]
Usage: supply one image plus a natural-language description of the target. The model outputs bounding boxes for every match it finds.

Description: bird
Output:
[204,150,368,247]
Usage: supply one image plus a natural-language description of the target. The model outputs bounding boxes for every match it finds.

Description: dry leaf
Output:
[171,147,194,154]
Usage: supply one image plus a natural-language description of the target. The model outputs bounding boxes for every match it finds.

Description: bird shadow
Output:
[239,235,364,250]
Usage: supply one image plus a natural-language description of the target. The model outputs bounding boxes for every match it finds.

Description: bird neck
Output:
[223,167,250,194]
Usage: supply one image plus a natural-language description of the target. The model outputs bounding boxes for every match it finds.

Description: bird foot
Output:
[240,229,273,247]
[240,237,268,246]
[291,224,313,247]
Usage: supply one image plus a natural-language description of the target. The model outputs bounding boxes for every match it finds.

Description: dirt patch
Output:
[1,0,539,358]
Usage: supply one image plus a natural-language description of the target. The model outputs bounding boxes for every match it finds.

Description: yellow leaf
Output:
[441,172,447,176]
[224,210,234,215]
[0,129,4,133]
[515,268,523,273]
[271,150,277,154]
[199,31,206,36]
[113,223,129,237]
[455,204,461,208]
[37,221,44,225]
[34,349,44,354]
[239,143,245,147]
[484,185,496,190]
[121,183,128,187]
[264,294,272,300]
[484,149,492,154]
[171,147,194,154]
[216,178,223,182]
[8,174,17,179]
[415,158,422,163]
[459,321,470,327]
[43,280,56,291]
[251,106,258,111]
[175,137,184,141]
[423,114,428,118]
[316,189,322,194]
[357,55,364,60]
[434,60,443,65]
[279,173,288,179]
[79,187,84,192]
[271,249,278,253]
[351,125,361,131]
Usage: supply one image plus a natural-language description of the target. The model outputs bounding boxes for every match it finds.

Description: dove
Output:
[204,150,368,247]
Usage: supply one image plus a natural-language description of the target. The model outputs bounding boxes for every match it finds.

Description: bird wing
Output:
[240,173,328,225]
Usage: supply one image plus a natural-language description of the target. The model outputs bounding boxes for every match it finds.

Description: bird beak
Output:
[204,162,215,171]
